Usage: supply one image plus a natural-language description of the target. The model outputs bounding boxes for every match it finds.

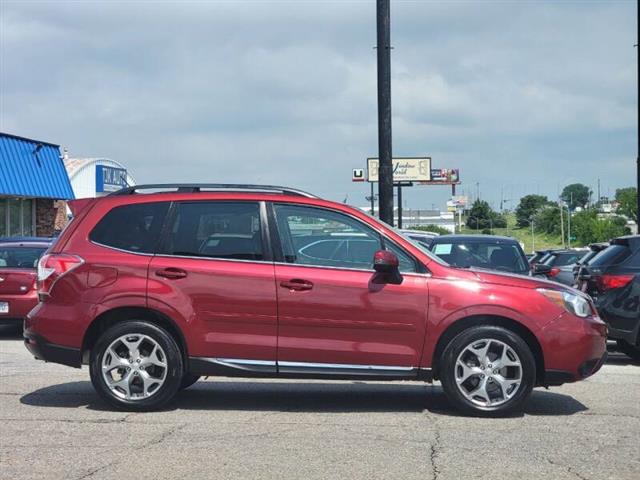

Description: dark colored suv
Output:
[24,184,607,415]
[425,235,530,275]
[577,235,640,360]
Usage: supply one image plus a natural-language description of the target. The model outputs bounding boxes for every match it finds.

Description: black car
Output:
[425,235,530,275]
[528,249,553,266]
[533,249,589,286]
[572,243,609,283]
[577,235,640,360]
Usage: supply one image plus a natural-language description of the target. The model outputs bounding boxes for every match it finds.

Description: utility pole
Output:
[636,0,640,225]
[376,0,394,225]
[397,184,403,228]
[476,182,480,202]
[568,192,572,248]
[559,201,565,248]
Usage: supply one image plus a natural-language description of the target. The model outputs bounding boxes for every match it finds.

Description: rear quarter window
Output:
[90,202,170,254]
[588,245,631,268]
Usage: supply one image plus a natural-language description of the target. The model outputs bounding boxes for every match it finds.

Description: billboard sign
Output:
[96,165,128,193]
[422,168,460,185]
[367,157,431,183]
[352,168,365,182]
[447,195,468,212]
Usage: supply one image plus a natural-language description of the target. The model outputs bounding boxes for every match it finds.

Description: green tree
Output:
[615,187,638,219]
[515,194,550,227]
[561,183,592,210]
[571,209,631,244]
[466,200,507,230]
[409,224,451,235]
[533,204,564,236]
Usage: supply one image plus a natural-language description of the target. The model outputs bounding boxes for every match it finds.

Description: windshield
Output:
[0,246,47,269]
[429,240,529,274]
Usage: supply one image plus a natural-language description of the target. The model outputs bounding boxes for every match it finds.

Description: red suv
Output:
[24,184,607,415]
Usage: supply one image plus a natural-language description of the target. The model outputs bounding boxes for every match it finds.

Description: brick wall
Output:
[35,199,57,237]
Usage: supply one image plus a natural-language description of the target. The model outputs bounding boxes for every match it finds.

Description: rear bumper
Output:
[23,331,82,368]
[0,291,38,321]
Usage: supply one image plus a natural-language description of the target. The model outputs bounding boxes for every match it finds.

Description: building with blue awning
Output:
[0,132,75,237]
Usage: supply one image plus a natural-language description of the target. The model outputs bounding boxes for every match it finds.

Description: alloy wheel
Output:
[454,338,522,407]
[101,334,168,401]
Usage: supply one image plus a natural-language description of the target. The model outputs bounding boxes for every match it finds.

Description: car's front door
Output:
[148,201,277,371]
[271,203,429,374]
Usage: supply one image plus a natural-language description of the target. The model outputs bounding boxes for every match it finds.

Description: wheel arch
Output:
[81,306,188,367]
[431,315,545,385]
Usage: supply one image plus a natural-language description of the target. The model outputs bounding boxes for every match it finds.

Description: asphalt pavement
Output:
[0,325,638,480]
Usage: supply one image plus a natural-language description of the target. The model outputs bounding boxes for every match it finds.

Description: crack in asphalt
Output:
[546,457,590,480]
[429,420,441,480]
[73,423,186,479]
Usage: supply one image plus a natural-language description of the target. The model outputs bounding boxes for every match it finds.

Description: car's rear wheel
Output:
[616,339,640,361]
[439,326,536,416]
[89,321,183,411]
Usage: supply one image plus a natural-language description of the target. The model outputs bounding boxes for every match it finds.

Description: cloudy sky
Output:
[1,0,637,210]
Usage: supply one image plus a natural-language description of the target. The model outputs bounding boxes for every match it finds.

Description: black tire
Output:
[180,373,200,390]
[439,325,536,416]
[616,339,640,361]
[89,321,183,411]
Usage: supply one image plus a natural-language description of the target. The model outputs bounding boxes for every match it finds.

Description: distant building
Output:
[359,206,456,233]
[64,155,136,199]
[0,133,74,237]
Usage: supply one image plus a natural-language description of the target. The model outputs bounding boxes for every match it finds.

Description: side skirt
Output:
[189,357,432,381]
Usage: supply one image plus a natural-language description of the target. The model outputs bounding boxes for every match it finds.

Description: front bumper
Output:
[24,331,82,368]
[540,311,607,386]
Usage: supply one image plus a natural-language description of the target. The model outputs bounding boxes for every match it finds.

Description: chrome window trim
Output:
[270,202,427,274]
[273,261,431,278]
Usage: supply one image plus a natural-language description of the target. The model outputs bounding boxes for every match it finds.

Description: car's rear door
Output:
[148,200,278,370]
[271,203,428,373]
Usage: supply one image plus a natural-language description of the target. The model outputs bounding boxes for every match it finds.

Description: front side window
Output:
[90,202,169,253]
[274,204,416,272]
[163,202,263,261]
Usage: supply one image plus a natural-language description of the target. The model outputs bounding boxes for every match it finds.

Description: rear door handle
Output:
[280,279,313,291]
[156,268,188,279]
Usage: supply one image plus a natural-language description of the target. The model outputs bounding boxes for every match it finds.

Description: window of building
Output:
[0,198,35,237]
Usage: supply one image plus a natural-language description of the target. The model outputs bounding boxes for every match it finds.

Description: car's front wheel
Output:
[89,321,183,411]
[439,326,536,416]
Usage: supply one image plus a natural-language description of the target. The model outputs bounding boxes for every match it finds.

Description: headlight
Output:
[537,288,592,318]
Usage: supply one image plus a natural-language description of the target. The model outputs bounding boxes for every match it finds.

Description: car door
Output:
[271,203,429,374]
[148,200,278,370]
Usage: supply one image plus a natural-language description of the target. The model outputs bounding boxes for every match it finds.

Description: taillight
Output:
[595,274,634,292]
[549,267,560,277]
[37,253,84,298]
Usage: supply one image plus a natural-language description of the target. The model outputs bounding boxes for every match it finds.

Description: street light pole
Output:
[376,0,394,225]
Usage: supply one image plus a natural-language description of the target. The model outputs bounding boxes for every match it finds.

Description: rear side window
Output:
[589,245,631,268]
[163,202,263,261]
[90,202,169,253]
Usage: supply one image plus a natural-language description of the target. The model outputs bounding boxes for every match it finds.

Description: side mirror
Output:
[533,263,552,275]
[373,250,403,284]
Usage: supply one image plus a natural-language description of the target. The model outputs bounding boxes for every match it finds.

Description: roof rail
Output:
[108,183,318,198]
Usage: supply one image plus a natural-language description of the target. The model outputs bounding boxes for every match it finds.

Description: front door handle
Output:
[156,268,188,279]
[280,279,313,291]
